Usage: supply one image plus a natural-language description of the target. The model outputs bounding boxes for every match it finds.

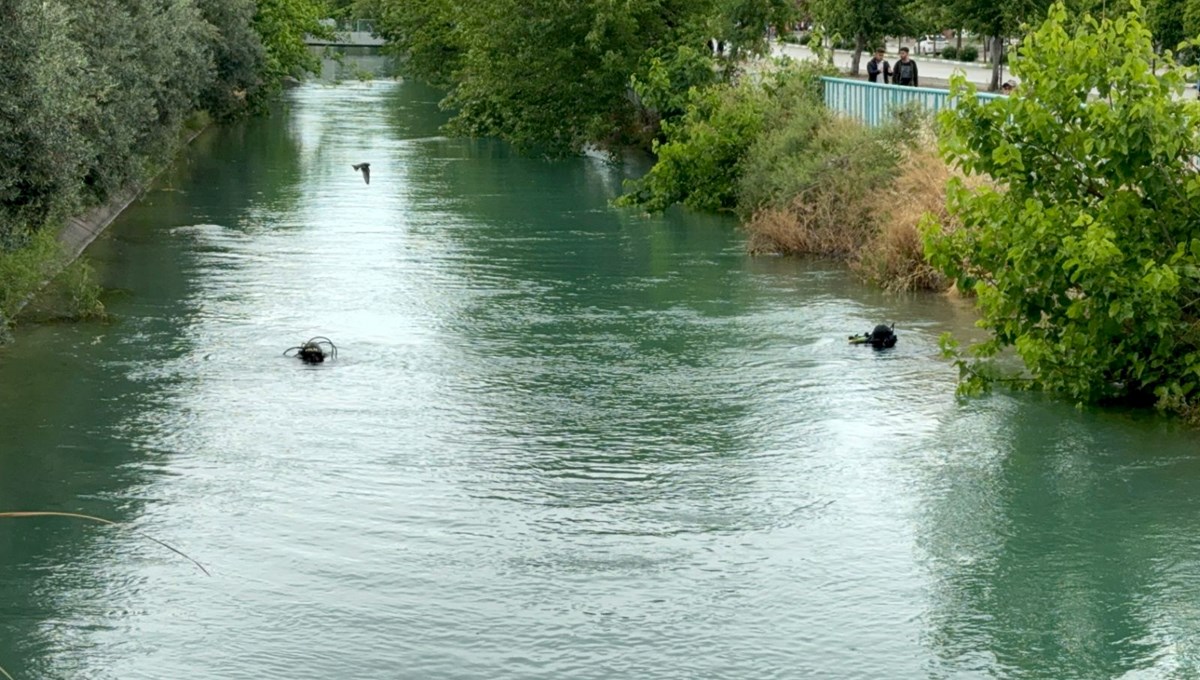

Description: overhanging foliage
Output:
[926,1,1200,412]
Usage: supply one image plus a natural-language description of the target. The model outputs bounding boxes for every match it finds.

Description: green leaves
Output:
[254,0,330,82]
[616,78,773,212]
[368,0,797,155]
[929,1,1200,413]
[616,60,840,214]
[808,0,910,53]
[0,0,315,254]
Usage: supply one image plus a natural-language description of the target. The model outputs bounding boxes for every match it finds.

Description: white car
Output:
[916,35,948,55]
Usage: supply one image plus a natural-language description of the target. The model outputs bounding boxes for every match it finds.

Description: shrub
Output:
[615,82,771,213]
[941,46,958,59]
[742,114,915,257]
[735,101,829,216]
[20,259,106,323]
[854,145,981,292]
[959,46,978,61]
[797,32,812,45]
[618,60,835,213]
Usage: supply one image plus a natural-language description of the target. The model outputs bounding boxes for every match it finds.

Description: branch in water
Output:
[0,511,210,576]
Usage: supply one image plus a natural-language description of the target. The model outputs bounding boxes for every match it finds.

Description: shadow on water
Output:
[915,394,1200,678]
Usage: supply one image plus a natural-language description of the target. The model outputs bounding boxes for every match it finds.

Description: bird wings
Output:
[352,163,370,185]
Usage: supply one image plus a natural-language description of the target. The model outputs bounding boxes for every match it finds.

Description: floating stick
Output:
[0,511,210,576]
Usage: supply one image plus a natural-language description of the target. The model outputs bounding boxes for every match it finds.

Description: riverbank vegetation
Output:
[926,2,1200,416]
[0,0,329,336]
[614,58,955,293]
[354,0,986,293]
[615,0,1200,416]
[363,0,796,155]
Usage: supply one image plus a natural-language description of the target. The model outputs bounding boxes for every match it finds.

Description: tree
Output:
[809,0,909,75]
[197,0,268,119]
[1146,0,1185,53]
[254,0,331,82]
[365,0,797,155]
[67,0,213,199]
[939,0,1054,90]
[0,0,95,242]
[360,0,462,86]
[0,0,324,254]
[710,0,799,67]
[925,1,1200,413]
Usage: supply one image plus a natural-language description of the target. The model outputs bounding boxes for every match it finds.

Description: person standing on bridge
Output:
[893,48,918,87]
[866,48,890,84]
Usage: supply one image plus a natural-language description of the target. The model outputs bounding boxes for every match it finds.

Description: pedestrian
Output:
[893,47,918,87]
[866,48,890,84]
[1000,80,1015,95]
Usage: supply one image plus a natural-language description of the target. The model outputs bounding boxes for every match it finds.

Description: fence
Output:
[820,77,1001,127]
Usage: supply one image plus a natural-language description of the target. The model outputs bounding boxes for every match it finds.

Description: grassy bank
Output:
[0,232,90,323]
[0,232,105,327]
[619,59,966,293]
[0,111,214,338]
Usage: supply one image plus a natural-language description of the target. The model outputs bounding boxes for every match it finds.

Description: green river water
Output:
[3,75,1200,680]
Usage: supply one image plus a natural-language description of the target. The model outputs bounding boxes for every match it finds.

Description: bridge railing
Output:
[820,77,1001,127]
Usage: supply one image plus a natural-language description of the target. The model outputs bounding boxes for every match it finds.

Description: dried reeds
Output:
[852,146,960,292]
[743,117,893,258]
[854,144,993,292]
[742,119,989,293]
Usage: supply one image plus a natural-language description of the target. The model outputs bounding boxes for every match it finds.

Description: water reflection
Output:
[917,396,1200,678]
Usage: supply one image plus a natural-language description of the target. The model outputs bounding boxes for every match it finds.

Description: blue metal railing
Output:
[821,77,1001,127]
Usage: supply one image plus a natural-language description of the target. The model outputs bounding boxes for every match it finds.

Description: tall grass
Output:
[740,104,922,252]
[0,231,64,319]
[852,145,961,292]
[743,116,900,257]
[738,102,981,293]
[0,230,105,332]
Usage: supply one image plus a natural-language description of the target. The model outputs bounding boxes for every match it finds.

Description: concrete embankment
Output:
[57,185,146,264]
[57,125,208,263]
[2,126,209,332]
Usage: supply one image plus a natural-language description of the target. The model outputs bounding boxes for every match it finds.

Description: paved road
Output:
[771,41,1200,97]
[770,42,1008,89]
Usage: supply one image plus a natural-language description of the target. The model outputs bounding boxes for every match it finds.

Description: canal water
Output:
[3,79,1200,680]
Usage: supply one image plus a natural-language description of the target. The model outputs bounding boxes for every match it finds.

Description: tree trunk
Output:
[850,33,865,76]
[989,36,1002,92]
[956,29,962,52]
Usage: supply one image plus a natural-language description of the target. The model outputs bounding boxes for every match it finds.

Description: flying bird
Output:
[352,162,370,185]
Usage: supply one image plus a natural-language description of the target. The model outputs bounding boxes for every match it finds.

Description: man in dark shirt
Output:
[893,47,918,87]
[866,48,890,84]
